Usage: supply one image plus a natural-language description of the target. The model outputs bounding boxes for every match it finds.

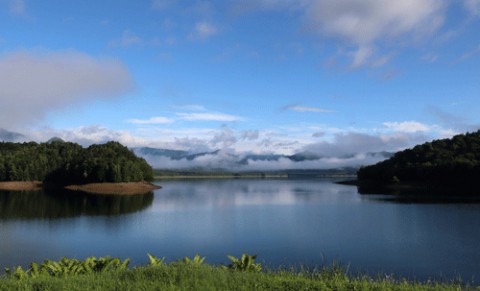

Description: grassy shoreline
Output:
[0,257,468,291]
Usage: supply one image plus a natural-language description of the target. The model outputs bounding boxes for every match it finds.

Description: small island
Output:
[354,130,480,193]
[0,140,160,195]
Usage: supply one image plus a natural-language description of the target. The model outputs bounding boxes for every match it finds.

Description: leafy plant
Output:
[82,256,130,273]
[225,254,262,272]
[4,266,29,281]
[182,253,206,265]
[4,256,130,280]
[147,253,166,266]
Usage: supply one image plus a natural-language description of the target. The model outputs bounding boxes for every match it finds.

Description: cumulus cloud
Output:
[26,125,144,147]
[0,50,133,127]
[241,130,259,141]
[231,0,446,67]
[210,126,237,148]
[312,132,325,138]
[304,0,445,67]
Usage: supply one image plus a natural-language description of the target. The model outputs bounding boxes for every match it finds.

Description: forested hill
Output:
[0,141,153,184]
[357,130,480,184]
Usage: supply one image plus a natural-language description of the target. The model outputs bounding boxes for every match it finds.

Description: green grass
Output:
[0,258,471,291]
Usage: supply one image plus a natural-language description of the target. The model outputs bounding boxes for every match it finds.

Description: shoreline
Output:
[65,182,161,195]
[0,181,42,191]
[0,181,161,195]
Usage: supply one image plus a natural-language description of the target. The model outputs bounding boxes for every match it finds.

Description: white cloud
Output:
[304,0,445,67]
[383,121,431,133]
[241,130,259,141]
[288,105,334,113]
[306,0,444,44]
[351,45,374,68]
[176,112,243,122]
[189,21,218,40]
[302,132,427,157]
[210,126,237,148]
[0,50,133,127]
[140,148,389,171]
[109,30,142,48]
[21,124,454,171]
[464,0,480,16]
[173,137,212,153]
[26,125,146,147]
[127,117,174,125]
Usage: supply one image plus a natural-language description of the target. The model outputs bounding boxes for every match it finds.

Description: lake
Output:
[1,178,480,283]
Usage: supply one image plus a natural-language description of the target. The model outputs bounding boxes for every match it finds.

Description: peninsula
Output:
[0,140,159,195]
[356,130,480,189]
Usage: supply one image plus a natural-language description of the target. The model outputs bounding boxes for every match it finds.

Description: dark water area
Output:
[1,179,480,284]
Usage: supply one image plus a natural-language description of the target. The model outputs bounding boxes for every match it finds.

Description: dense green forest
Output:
[357,130,480,184]
[0,141,153,184]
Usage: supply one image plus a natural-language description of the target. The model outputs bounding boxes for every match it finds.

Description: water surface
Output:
[1,179,479,282]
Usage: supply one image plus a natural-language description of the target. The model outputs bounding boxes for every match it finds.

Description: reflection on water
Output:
[357,182,480,204]
[0,189,154,219]
[151,179,357,211]
[1,179,480,283]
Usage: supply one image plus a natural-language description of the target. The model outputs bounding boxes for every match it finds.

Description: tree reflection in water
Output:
[0,189,154,219]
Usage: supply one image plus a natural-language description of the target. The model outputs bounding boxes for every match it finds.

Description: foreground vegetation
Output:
[358,130,480,185]
[0,141,153,184]
[0,255,470,290]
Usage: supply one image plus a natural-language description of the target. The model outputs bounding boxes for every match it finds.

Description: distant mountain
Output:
[133,147,290,162]
[0,128,27,142]
[132,147,189,159]
[133,146,393,171]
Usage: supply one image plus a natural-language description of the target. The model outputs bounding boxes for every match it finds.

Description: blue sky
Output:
[0,0,480,168]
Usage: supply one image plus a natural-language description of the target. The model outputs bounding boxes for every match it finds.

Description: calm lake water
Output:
[1,178,480,282]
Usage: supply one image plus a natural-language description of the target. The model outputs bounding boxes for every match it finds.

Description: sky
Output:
[0,0,479,169]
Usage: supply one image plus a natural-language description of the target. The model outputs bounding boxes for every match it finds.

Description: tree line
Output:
[0,141,153,184]
[357,130,480,184]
